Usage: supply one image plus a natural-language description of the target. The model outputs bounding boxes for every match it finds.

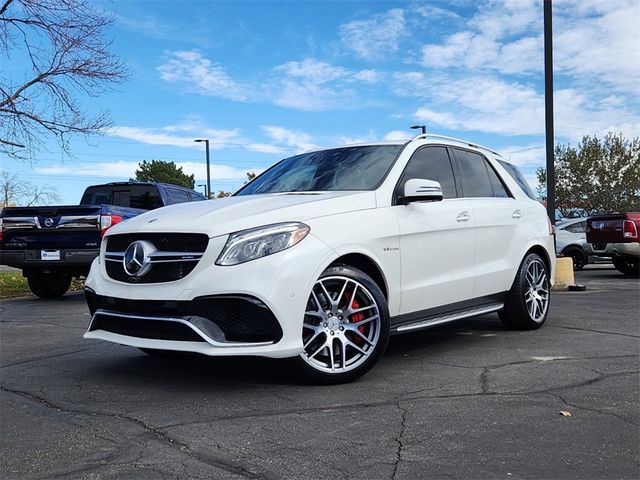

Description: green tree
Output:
[537,132,640,216]
[132,160,195,189]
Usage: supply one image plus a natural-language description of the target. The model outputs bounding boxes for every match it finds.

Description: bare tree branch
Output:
[1,169,61,206]
[0,0,127,162]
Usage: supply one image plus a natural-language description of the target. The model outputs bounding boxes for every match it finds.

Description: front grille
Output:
[106,233,209,253]
[106,261,198,283]
[86,290,283,343]
[90,313,206,342]
[105,233,209,284]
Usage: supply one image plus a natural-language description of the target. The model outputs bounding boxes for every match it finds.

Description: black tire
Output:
[27,273,71,298]
[499,253,550,330]
[289,264,390,384]
[612,255,640,277]
[562,246,587,270]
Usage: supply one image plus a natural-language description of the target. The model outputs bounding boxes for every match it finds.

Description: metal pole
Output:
[205,140,211,199]
[544,0,555,224]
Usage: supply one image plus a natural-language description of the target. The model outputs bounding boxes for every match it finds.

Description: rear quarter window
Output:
[497,160,537,200]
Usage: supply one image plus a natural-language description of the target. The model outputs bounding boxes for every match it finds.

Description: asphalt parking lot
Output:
[1,266,638,480]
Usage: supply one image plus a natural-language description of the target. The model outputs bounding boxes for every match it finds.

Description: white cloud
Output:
[262,125,319,152]
[107,126,243,150]
[246,143,285,154]
[276,59,348,83]
[35,162,263,182]
[36,162,141,179]
[269,58,381,111]
[339,9,406,60]
[408,0,639,141]
[383,130,411,141]
[554,0,640,94]
[158,50,248,101]
[406,74,544,136]
[500,144,545,166]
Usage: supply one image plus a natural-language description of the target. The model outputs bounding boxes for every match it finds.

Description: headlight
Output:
[215,222,310,266]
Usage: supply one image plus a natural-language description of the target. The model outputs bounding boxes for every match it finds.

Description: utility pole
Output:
[544,0,555,224]
[194,139,211,199]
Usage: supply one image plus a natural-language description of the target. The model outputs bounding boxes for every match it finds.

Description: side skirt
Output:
[390,293,506,335]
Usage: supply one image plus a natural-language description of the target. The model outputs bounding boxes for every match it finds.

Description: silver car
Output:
[556,218,589,269]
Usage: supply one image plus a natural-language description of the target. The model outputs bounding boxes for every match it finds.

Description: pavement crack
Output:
[544,391,639,427]
[480,367,491,394]
[391,402,408,480]
[0,386,276,480]
[0,344,111,369]
[547,324,640,339]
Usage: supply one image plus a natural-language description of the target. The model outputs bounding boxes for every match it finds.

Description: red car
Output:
[586,213,640,276]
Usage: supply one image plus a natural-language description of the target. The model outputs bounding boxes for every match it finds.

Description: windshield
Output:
[236,145,404,195]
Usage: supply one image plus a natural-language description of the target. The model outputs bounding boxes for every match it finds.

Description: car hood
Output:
[105,191,377,238]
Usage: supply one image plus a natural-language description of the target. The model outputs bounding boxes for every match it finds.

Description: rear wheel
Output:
[612,255,640,277]
[499,253,550,330]
[562,246,587,270]
[27,272,71,298]
[290,265,390,384]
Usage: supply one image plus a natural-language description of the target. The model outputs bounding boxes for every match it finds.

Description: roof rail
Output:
[411,133,502,157]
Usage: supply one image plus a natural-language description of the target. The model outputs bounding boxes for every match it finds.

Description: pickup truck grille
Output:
[104,233,209,284]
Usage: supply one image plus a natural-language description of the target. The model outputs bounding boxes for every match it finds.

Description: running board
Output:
[394,303,504,333]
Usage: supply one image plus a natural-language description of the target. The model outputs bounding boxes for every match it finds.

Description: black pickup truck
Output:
[0,182,205,297]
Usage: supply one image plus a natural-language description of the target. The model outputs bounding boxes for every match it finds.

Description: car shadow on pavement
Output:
[83,315,507,387]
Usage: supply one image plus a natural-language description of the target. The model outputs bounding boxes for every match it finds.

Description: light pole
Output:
[197,183,207,197]
[544,0,555,225]
[194,139,211,199]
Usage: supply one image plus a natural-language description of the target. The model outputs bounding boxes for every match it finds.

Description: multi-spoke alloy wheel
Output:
[291,265,390,384]
[524,258,549,323]
[500,253,551,330]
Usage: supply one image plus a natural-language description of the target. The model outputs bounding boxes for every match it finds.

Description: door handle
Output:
[512,210,522,219]
[456,211,471,222]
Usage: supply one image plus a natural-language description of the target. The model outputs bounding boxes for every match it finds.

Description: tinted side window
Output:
[486,162,511,198]
[167,188,190,205]
[455,149,494,197]
[565,221,586,233]
[398,146,457,199]
[497,160,537,200]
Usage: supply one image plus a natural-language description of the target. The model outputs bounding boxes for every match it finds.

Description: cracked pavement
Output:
[1,266,638,479]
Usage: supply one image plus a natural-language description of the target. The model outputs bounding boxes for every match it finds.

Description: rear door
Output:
[394,146,476,313]
[451,148,525,296]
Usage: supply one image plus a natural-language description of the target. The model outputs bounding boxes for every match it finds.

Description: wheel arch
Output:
[328,253,389,300]
[526,244,552,274]
[560,243,584,254]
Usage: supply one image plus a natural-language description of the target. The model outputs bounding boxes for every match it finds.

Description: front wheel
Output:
[612,255,640,277]
[290,265,390,384]
[27,272,71,298]
[562,246,587,270]
[499,253,550,330]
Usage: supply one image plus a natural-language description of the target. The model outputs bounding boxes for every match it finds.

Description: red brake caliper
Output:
[350,299,366,344]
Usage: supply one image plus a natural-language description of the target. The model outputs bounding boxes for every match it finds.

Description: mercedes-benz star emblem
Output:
[123,240,154,277]
[43,218,54,227]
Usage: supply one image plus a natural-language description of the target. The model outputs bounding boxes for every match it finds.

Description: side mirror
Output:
[399,178,443,204]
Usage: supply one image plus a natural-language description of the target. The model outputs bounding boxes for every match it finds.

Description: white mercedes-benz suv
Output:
[84,133,555,383]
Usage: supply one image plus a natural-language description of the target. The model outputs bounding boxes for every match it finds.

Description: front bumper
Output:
[83,234,336,358]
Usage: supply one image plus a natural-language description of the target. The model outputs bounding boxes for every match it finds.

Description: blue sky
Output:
[5,0,640,203]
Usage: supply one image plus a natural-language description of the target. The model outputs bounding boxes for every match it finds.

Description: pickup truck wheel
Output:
[612,255,640,277]
[562,246,587,270]
[499,253,550,330]
[290,265,390,384]
[27,273,71,298]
